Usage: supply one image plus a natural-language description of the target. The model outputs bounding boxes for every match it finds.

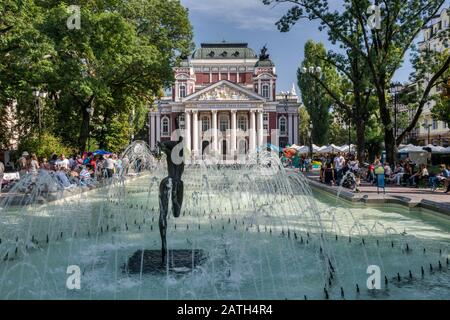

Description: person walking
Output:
[105,155,115,178]
[334,153,345,185]
[29,154,40,175]
[17,151,29,178]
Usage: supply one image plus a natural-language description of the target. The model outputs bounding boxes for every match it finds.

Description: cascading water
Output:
[0,143,449,299]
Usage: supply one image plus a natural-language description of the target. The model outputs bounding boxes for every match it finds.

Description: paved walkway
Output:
[289,169,450,216]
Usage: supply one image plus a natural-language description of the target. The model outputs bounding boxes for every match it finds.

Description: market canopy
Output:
[398,144,429,153]
[317,145,343,154]
[424,144,448,153]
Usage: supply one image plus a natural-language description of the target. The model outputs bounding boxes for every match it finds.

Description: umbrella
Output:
[93,149,112,155]
[265,144,281,153]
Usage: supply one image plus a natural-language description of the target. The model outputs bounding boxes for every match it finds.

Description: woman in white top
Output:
[29,154,40,175]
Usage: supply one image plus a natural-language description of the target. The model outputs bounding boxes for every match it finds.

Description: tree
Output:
[298,40,339,145]
[1,0,193,153]
[19,131,73,159]
[298,106,311,145]
[0,0,54,148]
[263,0,450,165]
[37,0,193,152]
[328,121,349,146]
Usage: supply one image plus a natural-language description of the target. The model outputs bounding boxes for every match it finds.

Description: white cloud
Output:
[181,0,284,31]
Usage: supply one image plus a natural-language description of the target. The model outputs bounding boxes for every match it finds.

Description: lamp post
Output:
[32,89,48,136]
[309,122,314,159]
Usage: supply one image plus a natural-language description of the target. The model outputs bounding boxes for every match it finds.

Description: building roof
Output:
[255,59,275,67]
[192,42,258,60]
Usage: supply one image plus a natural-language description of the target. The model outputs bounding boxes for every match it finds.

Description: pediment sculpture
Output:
[197,85,251,101]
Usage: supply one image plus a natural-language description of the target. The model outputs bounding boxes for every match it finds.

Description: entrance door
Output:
[202,140,210,157]
[221,140,228,160]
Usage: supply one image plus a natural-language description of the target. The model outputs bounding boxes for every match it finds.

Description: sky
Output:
[180,0,423,94]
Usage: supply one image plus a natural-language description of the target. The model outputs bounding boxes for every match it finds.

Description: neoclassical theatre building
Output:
[149,42,300,160]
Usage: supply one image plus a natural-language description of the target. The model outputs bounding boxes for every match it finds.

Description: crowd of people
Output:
[319,153,361,191]
[317,153,450,194]
[0,151,132,193]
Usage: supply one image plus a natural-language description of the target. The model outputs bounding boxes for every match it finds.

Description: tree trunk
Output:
[79,106,90,153]
[355,119,366,163]
[379,101,396,165]
[384,127,396,166]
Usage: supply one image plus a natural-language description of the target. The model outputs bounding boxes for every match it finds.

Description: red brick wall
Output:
[269,112,278,145]
[244,73,253,84]
[171,113,178,133]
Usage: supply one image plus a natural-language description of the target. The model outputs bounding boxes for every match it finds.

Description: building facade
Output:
[148,42,300,160]
[414,8,450,146]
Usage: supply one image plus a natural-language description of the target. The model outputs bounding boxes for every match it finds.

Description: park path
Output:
[287,168,450,216]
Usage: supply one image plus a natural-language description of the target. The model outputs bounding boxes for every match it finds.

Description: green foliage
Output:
[328,121,348,146]
[432,96,450,127]
[264,0,450,164]
[431,50,450,127]
[1,0,193,153]
[19,131,73,159]
[298,106,311,145]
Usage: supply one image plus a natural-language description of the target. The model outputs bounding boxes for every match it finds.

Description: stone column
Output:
[294,115,299,145]
[257,110,264,148]
[231,110,237,154]
[150,113,156,149]
[192,110,199,155]
[288,113,293,145]
[185,110,191,152]
[156,113,161,143]
[249,110,256,152]
[212,110,218,153]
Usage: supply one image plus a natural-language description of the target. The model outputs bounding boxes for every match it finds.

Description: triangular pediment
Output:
[183,80,266,102]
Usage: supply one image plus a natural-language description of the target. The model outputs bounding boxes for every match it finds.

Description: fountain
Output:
[0,142,449,300]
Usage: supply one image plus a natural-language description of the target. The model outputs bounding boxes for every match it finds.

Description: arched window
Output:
[262,84,270,98]
[220,115,229,132]
[179,84,186,98]
[279,116,287,136]
[178,114,185,130]
[161,116,170,137]
[202,116,210,132]
[238,115,247,131]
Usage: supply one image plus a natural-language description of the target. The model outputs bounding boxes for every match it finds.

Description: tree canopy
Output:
[298,40,339,145]
[263,0,450,164]
[0,0,193,154]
